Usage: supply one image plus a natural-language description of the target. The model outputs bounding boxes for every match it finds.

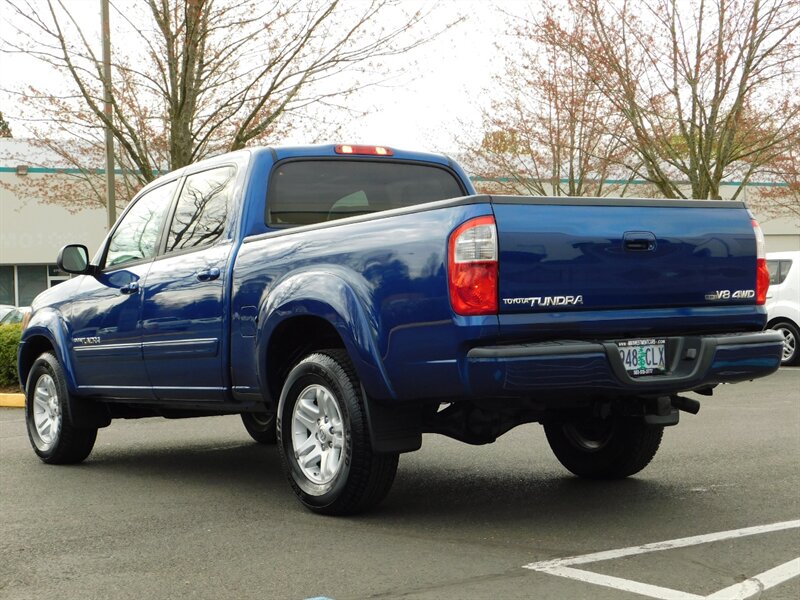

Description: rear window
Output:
[267,160,465,226]
[767,259,793,285]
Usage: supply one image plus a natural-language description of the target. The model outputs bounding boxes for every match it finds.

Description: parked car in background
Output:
[0,305,16,321]
[0,307,30,325]
[766,251,800,366]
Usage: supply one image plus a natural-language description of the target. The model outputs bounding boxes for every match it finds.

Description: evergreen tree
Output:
[0,112,12,138]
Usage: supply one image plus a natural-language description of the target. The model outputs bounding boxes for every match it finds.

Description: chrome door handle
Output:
[197,267,221,282]
[120,281,140,295]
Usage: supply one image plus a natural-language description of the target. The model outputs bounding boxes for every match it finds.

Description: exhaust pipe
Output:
[671,395,701,415]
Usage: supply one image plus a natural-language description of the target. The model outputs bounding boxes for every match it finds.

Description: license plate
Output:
[617,339,666,376]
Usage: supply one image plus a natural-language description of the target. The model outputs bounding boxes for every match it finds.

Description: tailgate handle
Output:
[623,231,657,252]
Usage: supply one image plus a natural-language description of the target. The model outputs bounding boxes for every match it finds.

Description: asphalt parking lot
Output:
[1,369,798,600]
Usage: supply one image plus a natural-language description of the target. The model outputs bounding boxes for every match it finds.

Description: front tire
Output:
[771,320,799,366]
[25,352,97,464]
[544,417,663,479]
[277,349,398,515]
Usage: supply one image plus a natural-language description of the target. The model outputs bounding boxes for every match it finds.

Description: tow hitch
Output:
[644,396,680,426]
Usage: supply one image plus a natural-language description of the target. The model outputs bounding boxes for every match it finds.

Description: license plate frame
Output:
[617,338,667,377]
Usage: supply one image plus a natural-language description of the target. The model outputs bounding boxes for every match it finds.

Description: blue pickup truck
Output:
[18,144,783,514]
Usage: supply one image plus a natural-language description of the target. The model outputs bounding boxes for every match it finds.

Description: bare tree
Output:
[2,0,456,211]
[551,0,800,201]
[755,146,800,216]
[463,4,636,197]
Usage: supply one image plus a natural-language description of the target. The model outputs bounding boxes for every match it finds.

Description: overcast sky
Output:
[0,0,508,154]
[339,0,505,152]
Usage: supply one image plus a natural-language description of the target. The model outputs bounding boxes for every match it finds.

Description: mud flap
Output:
[361,390,423,454]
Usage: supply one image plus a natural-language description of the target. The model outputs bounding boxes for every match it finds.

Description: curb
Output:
[0,393,25,408]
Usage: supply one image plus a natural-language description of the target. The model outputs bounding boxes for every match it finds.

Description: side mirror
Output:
[57,244,92,275]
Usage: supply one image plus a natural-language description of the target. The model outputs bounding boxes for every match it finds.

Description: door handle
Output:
[623,231,657,252]
[197,267,221,282]
[120,281,140,295]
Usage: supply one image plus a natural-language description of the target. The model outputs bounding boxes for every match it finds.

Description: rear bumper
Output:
[465,330,783,398]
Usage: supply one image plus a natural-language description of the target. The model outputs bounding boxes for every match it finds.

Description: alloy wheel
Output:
[31,373,60,451]
[291,384,345,485]
[777,325,796,363]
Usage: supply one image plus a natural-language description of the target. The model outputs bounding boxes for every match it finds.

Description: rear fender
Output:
[256,269,395,401]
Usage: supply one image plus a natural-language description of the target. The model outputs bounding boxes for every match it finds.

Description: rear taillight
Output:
[448,215,498,315]
[752,218,769,305]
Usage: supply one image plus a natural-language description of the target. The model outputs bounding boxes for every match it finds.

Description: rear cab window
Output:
[267,160,465,227]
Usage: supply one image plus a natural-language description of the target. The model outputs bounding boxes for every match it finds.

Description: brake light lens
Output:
[334,144,393,156]
[448,215,498,315]
[752,218,769,305]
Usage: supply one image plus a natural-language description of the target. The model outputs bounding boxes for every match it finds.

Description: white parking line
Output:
[706,558,800,599]
[537,566,704,600]
[524,519,800,600]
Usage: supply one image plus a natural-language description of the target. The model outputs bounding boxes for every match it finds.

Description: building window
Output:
[0,265,73,305]
[17,265,49,305]
[0,266,14,305]
[47,265,70,287]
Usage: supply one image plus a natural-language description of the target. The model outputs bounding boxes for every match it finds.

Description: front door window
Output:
[105,181,178,269]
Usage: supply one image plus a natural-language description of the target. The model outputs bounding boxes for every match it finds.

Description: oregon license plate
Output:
[617,339,666,376]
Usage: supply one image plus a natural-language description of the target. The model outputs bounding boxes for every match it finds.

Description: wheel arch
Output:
[263,314,347,404]
[767,317,799,365]
[767,316,798,329]
[18,310,76,393]
[256,270,395,406]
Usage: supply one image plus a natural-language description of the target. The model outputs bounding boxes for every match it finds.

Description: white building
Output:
[0,139,108,306]
[1,138,798,306]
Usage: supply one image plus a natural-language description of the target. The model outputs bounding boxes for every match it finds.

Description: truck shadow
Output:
[86,441,287,494]
[379,464,681,524]
[83,437,695,528]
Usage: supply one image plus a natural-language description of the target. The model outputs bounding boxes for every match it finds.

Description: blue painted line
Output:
[469,175,788,187]
[0,166,162,175]
[0,166,788,188]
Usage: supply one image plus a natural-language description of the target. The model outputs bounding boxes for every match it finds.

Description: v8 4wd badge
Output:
[705,289,755,301]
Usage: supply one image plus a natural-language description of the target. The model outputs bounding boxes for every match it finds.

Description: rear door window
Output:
[165,166,236,253]
[267,160,465,226]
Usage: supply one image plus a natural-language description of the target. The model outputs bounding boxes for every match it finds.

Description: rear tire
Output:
[241,411,277,444]
[770,320,799,366]
[25,352,97,464]
[544,417,663,479]
[277,349,398,515]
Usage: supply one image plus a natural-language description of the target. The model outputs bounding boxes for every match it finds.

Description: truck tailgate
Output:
[492,197,758,314]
